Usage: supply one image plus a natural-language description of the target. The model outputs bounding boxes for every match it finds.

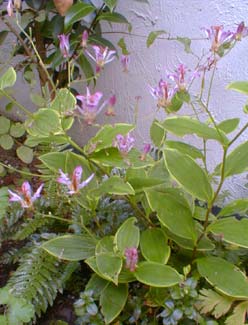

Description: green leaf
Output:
[150,119,166,147]
[140,228,170,263]
[0,187,9,221]
[217,199,248,217]
[94,176,135,196]
[42,235,96,261]
[77,53,94,83]
[85,123,134,153]
[16,145,33,164]
[197,257,248,298]
[96,253,122,284]
[218,118,240,134]
[0,116,10,134]
[25,109,62,136]
[10,123,25,138]
[208,218,248,248]
[225,301,248,325]
[147,30,167,48]
[222,141,248,177]
[100,283,128,324]
[146,188,196,240]
[166,140,204,160]
[96,236,114,255]
[104,0,117,11]
[162,116,228,144]
[117,37,129,55]
[177,37,192,53]
[64,3,95,31]
[193,206,216,221]
[197,288,234,319]
[0,67,16,89]
[164,149,213,202]
[0,134,14,150]
[97,12,129,25]
[114,217,140,254]
[39,152,67,171]
[227,81,248,94]
[86,274,108,297]
[50,88,76,113]
[135,261,181,287]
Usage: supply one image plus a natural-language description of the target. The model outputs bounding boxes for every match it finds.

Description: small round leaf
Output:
[16,146,34,164]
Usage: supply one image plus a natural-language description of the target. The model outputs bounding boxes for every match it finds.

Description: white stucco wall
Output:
[94,0,248,201]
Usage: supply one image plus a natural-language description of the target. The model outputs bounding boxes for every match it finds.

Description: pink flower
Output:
[149,79,176,109]
[57,166,94,195]
[115,133,135,155]
[125,247,138,272]
[105,95,116,116]
[76,87,107,124]
[81,30,89,48]
[7,0,13,16]
[234,22,248,41]
[86,46,116,73]
[140,143,151,161]
[121,54,130,72]
[8,181,43,208]
[58,34,70,58]
[204,25,234,53]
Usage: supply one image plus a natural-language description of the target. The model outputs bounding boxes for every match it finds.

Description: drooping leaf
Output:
[64,2,95,31]
[0,67,16,89]
[217,199,248,217]
[77,53,95,83]
[197,257,248,298]
[100,283,128,324]
[16,145,33,164]
[147,30,167,48]
[96,12,129,25]
[221,141,248,177]
[164,149,213,202]
[218,118,240,134]
[162,116,228,145]
[227,81,248,94]
[150,119,166,147]
[94,176,135,196]
[177,37,192,53]
[208,218,248,248]
[135,261,181,287]
[146,188,196,240]
[42,235,96,260]
[140,228,170,263]
[114,217,140,254]
[225,301,248,325]
[196,289,234,319]
[165,140,204,160]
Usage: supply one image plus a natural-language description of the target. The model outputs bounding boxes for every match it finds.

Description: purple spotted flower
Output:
[58,34,70,58]
[57,166,94,195]
[81,30,89,48]
[125,247,138,272]
[115,133,135,155]
[149,79,176,109]
[204,25,234,53]
[8,181,43,208]
[76,88,107,124]
[121,54,130,72]
[234,22,248,40]
[105,95,116,116]
[7,0,13,16]
[86,45,116,73]
[140,143,151,161]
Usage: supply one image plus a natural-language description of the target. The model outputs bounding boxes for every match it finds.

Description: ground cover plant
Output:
[0,0,248,324]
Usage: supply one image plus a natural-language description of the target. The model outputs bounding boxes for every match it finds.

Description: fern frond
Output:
[12,214,50,240]
[0,209,24,243]
[8,246,78,317]
[225,301,248,325]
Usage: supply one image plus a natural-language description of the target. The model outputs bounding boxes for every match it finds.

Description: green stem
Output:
[0,161,52,178]
[228,122,248,147]
[0,89,33,117]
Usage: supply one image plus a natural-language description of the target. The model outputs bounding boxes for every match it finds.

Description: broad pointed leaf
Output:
[114,217,140,254]
[64,3,95,30]
[0,67,16,89]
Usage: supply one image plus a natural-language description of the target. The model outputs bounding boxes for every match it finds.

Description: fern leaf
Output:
[225,301,248,325]
[196,288,234,318]
[8,246,78,318]
[0,187,9,221]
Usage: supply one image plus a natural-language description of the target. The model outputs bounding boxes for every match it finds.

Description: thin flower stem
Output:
[228,122,248,147]
[0,89,33,117]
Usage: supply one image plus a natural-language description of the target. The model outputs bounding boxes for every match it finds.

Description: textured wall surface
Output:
[0,0,248,200]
